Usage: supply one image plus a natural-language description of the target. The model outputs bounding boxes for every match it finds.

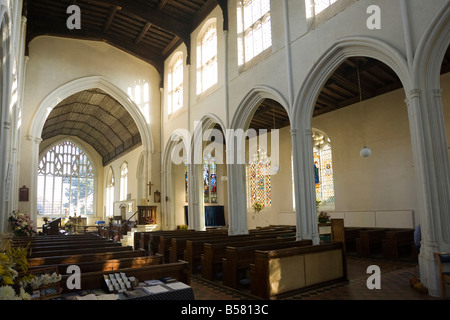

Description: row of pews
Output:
[343,226,418,260]
[135,225,348,299]
[12,233,190,297]
[13,224,354,300]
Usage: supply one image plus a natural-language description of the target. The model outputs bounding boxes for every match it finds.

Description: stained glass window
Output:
[185,159,217,204]
[37,140,95,216]
[197,20,218,94]
[185,163,189,203]
[237,0,272,65]
[313,130,335,205]
[248,149,271,207]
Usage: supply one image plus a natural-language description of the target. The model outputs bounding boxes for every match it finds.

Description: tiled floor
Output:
[189,254,443,301]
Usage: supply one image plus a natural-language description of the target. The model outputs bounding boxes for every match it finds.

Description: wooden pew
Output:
[250,242,347,299]
[28,249,148,268]
[27,241,122,253]
[222,239,313,289]
[31,254,165,274]
[381,229,416,260]
[183,230,296,274]
[201,236,296,281]
[28,245,134,258]
[170,229,295,264]
[160,230,229,262]
[136,230,197,253]
[343,227,366,252]
[60,261,191,293]
[355,228,387,257]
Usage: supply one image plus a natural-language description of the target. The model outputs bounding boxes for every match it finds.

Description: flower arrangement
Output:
[64,220,75,233]
[0,236,32,300]
[318,211,330,223]
[8,210,36,237]
[145,217,155,225]
[20,272,61,290]
[177,225,188,230]
[252,201,264,214]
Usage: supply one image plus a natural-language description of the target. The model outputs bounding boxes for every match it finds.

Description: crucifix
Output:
[147,181,153,196]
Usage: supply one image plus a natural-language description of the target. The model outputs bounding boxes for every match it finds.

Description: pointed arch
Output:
[292,36,411,243]
[28,76,153,154]
[227,86,289,235]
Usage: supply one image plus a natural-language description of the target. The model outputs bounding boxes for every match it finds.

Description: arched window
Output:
[306,0,340,18]
[184,157,218,204]
[168,53,184,115]
[37,140,95,216]
[237,0,272,65]
[313,129,335,206]
[120,162,128,201]
[247,148,271,208]
[203,157,217,204]
[106,167,115,217]
[197,20,218,94]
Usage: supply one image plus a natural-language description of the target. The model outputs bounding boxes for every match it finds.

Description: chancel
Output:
[0,0,449,302]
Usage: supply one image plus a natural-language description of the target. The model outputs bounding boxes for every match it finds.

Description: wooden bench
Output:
[201,236,296,281]
[250,242,347,299]
[381,229,416,260]
[27,249,148,268]
[222,239,313,289]
[355,228,387,257]
[27,241,122,253]
[33,254,165,274]
[170,229,296,264]
[60,261,191,293]
[183,234,264,274]
[159,230,229,262]
[28,245,134,258]
[343,227,366,252]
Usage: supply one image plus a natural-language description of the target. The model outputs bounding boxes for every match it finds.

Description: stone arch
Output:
[292,36,412,243]
[188,113,227,231]
[227,86,290,235]
[27,76,154,223]
[161,129,190,230]
[28,76,154,153]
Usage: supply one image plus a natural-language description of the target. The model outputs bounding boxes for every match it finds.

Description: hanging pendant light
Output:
[357,60,371,158]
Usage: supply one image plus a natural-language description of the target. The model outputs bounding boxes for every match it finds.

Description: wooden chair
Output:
[435,252,450,299]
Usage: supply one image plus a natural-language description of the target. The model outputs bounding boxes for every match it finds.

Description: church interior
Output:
[0,0,449,302]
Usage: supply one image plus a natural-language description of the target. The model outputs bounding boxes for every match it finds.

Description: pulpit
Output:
[138,205,157,225]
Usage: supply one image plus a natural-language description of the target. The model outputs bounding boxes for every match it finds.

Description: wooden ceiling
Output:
[41,89,142,166]
[25,0,225,77]
[250,51,450,130]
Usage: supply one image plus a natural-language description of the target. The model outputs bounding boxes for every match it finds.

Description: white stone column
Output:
[291,127,320,244]
[226,162,248,235]
[405,89,444,297]
[28,136,42,232]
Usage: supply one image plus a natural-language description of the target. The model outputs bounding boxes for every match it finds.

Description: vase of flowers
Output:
[8,210,36,237]
[0,236,33,300]
[318,211,331,224]
[252,201,264,214]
